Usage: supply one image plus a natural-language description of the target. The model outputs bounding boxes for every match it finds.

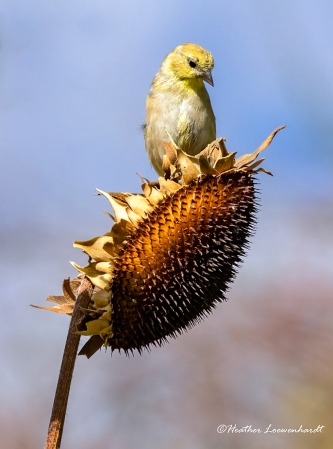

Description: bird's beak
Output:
[202,71,214,87]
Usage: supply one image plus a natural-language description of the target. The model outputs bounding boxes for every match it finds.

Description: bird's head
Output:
[162,43,214,87]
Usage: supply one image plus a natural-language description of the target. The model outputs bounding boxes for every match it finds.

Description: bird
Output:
[143,43,216,176]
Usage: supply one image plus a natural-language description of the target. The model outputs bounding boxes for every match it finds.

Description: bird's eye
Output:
[189,61,197,68]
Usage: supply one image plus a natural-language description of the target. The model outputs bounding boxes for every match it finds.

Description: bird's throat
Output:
[178,77,205,93]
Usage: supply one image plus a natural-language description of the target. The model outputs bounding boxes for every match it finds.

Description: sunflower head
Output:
[32,127,285,357]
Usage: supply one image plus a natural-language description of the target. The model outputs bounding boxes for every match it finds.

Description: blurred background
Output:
[1,0,333,448]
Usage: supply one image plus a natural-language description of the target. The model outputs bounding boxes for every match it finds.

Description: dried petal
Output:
[162,154,171,173]
[125,194,154,217]
[164,129,180,150]
[30,304,74,315]
[217,138,230,157]
[63,278,78,302]
[126,206,143,226]
[142,183,164,206]
[94,261,114,274]
[162,141,177,165]
[73,234,116,262]
[243,158,266,171]
[199,154,218,175]
[108,219,133,246]
[177,150,201,184]
[158,177,182,194]
[254,167,273,176]
[184,154,201,171]
[77,318,111,336]
[100,324,114,337]
[46,295,69,305]
[235,126,285,169]
[106,192,132,202]
[92,289,110,309]
[96,189,130,223]
[70,261,112,290]
[214,152,237,173]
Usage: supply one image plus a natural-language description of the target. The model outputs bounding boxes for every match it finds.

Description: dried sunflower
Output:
[32,127,284,357]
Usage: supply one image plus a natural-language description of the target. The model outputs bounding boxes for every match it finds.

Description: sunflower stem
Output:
[44,276,93,449]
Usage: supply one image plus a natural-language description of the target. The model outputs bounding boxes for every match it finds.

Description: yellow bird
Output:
[143,43,216,176]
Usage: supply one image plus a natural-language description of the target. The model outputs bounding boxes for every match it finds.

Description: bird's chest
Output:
[175,96,213,153]
[147,87,215,155]
[177,97,206,131]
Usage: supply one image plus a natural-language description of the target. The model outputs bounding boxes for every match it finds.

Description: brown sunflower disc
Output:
[107,172,257,353]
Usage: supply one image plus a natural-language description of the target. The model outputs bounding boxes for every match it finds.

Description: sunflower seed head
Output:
[32,127,285,357]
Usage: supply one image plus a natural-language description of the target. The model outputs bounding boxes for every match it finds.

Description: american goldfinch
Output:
[143,43,216,176]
